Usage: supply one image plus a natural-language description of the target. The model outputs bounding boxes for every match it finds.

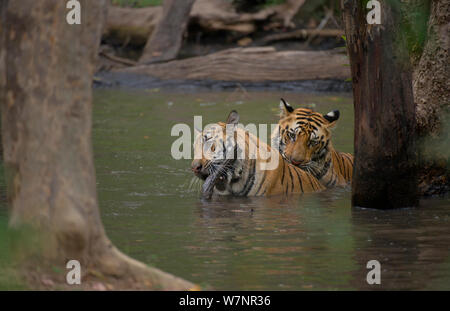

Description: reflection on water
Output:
[90,89,449,290]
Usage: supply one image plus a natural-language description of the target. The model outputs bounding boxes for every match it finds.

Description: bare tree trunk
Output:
[139,0,196,64]
[103,5,162,47]
[0,0,193,290]
[413,0,450,195]
[414,0,449,137]
[341,1,418,209]
[0,0,6,164]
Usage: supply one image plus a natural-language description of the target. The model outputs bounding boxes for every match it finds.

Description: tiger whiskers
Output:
[299,161,322,176]
[188,176,202,191]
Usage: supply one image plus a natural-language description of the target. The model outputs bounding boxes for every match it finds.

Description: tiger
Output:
[191,110,324,197]
[271,98,353,188]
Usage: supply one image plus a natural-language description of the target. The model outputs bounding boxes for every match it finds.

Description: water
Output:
[91,89,449,290]
[0,89,448,290]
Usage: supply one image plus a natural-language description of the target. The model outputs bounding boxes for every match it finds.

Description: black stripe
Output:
[337,154,345,178]
[297,123,318,131]
[325,173,336,187]
[296,112,310,117]
[293,168,304,193]
[238,160,256,196]
[305,171,317,191]
[310,115,325,123]
[287,165,294,193]
[255,169,267,196]
[343,154,352,180]
[222,140,226,159]
[342,155,349,180]
[306,118,323,128]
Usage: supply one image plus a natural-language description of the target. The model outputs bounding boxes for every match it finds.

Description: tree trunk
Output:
[413,0,450,196]
[103,5,162,47]
[0,0,194,290]
[139,0,196,64]
[341,1,418,209]
[414,0,449,137]
[0,0,6,164]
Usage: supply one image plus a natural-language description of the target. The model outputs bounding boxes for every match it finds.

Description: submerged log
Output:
[341,1,418,209]
[118,47,350,81]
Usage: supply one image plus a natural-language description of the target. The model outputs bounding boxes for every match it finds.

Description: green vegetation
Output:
[261,0,286,8]
[0,159,26,290]
[0,216,26,290]
[112,0,162,7]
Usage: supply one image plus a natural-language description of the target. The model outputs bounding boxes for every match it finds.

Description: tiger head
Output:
[191,110,242,192]
[275,98,340,167]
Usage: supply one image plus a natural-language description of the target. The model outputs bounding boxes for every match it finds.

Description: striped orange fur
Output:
[191,111,324,197]
[271,99,353,187]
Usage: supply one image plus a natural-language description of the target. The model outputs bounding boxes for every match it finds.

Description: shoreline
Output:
[93,71,352,93]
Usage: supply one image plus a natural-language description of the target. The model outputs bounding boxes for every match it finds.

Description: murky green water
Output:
[0,90,448,290]
[91,89,449,290]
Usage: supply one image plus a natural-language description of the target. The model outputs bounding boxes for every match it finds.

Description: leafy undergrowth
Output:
[0,217,27,290]
[111,0,162,7]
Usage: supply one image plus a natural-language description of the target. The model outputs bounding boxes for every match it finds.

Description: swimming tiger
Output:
[271,99,353,188]
[191,110,324,197]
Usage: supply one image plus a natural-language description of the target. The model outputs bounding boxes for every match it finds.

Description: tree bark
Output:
[139,0,196,64]
[104,0,307,48]
[0,0,194,290]
[103,5,162,47]
[0,0,7,163]
[413,0,450,196]
[413,0,449,137]
[341,0,418,209]
[121,47,350,82]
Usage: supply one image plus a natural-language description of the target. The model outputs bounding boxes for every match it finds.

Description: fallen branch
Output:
[259,28,344,44]
[104,0,308,46]
[103,6,162,46]
[305,8,334,44]
[100,51,138,66]
[117,47,350,82]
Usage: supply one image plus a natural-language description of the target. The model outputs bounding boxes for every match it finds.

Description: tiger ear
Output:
[280,98,294,118]
[226,110,240,125]
[323,110,340,128]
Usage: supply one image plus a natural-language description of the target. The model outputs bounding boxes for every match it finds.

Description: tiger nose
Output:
[191,160,202,173]
[290,157,304,166]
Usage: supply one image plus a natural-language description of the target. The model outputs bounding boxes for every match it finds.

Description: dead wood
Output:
[103,6,162,46]
[118,47,350,82]
[104,0,307,46]
[259,28,343,44]
[139,0,196,64]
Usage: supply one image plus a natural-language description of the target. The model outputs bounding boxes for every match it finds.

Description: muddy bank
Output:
[94,71,351,93]
[96,46,351,93]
